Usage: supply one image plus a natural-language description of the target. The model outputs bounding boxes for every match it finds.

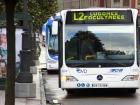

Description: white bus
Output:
[54,8,140,94]
[42,17,59,72]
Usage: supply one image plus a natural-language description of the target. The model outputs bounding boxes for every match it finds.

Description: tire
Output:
[47,70,58,74]
[41,68,47,72]
[66,89,75,94]
[128,88,136,94]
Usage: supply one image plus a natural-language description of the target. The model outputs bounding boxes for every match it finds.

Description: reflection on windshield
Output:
[65,25,134,67]
[48,26,58,58]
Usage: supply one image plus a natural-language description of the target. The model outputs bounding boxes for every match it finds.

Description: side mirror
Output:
[52,21,58,35]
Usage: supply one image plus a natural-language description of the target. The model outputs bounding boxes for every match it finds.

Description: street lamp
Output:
[23,0,28,27]
[16,0,33,83]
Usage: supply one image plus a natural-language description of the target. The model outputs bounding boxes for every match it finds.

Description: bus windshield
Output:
[48,26,58,59]
[65,25,135,67]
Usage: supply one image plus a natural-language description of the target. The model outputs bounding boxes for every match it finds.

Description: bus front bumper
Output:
[61,81,139,89]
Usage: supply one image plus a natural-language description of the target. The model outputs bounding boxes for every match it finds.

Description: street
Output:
[42,72,140,105]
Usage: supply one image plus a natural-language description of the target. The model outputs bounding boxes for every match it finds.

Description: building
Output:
[57,0,104,10]
[109,0,140,16]
[57,0,140,15]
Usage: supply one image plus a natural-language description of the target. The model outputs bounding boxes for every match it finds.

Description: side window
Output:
[48,27,53,55]
[138,26,140,66]
[48,26,58,56]
[53,36,58,52]
[137,17,140,66]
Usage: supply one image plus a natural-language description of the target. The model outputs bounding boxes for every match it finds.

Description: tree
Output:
[0,2,4,13]
[0,1,57,104]
[65,31,104,60]
[4,0,18,105]
[28,0,58,31]
[14,0,58,31]
[1,0,58,31]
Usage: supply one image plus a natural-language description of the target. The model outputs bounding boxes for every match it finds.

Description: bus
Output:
[42,17,59,72]
[53,8,140,94]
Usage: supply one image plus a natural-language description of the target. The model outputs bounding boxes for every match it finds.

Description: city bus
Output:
[53,8,140,94]
[42,17,59,72]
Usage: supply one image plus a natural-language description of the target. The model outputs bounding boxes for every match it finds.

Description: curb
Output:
[40,71,47,105]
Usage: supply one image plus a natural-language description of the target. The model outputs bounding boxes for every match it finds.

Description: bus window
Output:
[48,27,58,57]
[65,26,134,67]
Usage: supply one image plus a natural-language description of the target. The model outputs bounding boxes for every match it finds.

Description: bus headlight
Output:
[121,75,139,81]
[61,76,78,81]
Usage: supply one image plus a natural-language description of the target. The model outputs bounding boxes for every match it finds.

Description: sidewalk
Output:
[0,45,46,105]
[0,71,41,105]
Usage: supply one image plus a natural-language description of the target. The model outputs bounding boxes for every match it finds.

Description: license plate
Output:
[91,83,108,88]
[77,83,108,88]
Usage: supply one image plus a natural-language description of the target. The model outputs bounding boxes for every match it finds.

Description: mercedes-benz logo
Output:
[97,75,103,81]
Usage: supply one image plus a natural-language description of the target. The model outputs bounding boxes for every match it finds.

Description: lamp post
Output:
[16,0,33,83]
[23,0,28,26]
[15,0,36,98]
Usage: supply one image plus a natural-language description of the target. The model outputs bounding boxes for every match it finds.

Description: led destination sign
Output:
[66,10,133,24]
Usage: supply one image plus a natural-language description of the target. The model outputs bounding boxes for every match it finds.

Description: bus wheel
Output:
[66,89,75,94]
[128,89,136,94]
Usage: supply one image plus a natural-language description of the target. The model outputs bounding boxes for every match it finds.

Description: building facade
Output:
[57,0,104,10]
[109,0,140,15]
[57,0,140,15]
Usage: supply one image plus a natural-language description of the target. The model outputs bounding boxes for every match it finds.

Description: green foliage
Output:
[0,0,58,31]
[0,1,4,13]
[15,0,23,12]
[28,0,58,31]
